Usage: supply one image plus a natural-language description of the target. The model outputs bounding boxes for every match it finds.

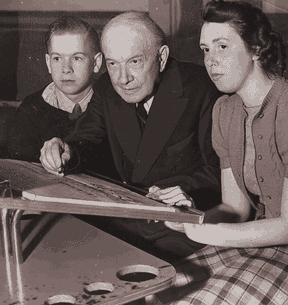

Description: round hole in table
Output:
[45,294,75,304]
[84,282,114,295]
[116,264,159,282]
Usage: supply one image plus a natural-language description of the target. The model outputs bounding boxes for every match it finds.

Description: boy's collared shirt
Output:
[42,82,93,113]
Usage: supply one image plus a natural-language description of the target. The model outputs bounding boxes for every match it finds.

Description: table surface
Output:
[0,214,175,305]
[0,159,204,224]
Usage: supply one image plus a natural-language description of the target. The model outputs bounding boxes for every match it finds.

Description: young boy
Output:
[9,16,110,169]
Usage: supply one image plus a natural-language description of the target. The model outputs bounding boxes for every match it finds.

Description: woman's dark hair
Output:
[45,16,100,54]
[202,0,286,77]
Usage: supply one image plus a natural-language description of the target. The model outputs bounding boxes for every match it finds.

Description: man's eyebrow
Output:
[105,54,144,63]
[73,52,86,55]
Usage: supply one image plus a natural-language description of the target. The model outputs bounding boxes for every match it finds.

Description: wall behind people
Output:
[0,0,215,101]
[0,0,287,102]
[176,0,288,79]
[0,0,148,101]
[0,1,148,159]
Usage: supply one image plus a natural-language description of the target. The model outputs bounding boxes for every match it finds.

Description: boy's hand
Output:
[40,137,70,176]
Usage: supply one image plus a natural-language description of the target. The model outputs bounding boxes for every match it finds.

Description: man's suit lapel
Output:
[107,85,142,163]
[132,60,189,183]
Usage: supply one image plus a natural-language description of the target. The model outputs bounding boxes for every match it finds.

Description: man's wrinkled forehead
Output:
[102,23,153,58]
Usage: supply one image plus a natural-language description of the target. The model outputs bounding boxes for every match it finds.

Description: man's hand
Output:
[146,185,195,208]
[146,185,196,232]
[40,137,71,176]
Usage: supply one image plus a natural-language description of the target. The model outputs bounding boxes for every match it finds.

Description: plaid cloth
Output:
[156,245,288,305]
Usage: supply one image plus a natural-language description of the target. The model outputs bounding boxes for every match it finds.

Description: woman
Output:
[150,1,288,304]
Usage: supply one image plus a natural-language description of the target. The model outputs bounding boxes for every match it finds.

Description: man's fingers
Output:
[40,138,67,175]
[146,185,161,200]
[158,187,195,208]
[61,143,71,165]
[41,144,60,171]
[162,194,192,206]
[163,199,192,207]
[148,185,160,193]
[155,186,185,200]
[147,185,196,208]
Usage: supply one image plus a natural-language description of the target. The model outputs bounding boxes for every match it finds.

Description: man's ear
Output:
[45,54,52,74]
[158,45,169,72]
[93,52,103,73]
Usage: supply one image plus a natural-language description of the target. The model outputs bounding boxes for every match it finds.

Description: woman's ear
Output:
[252,46,260,61]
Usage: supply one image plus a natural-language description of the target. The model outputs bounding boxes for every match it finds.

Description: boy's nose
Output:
[62,61,73,74]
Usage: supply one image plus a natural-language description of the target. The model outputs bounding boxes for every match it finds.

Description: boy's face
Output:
[45,33,102,101]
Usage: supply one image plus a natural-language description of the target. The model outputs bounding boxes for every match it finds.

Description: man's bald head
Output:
[101,11,167,55]
[100,11,169,104]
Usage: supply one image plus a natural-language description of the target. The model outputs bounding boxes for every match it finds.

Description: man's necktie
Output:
[69,103,82,120]
[136,101,148,132]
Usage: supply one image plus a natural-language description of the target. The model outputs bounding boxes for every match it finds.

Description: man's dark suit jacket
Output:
[65,57,221,242]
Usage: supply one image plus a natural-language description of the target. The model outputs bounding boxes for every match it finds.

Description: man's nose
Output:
[119,66,133,85]
[62,60,73,74]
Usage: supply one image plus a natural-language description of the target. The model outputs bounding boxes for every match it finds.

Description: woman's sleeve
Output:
[212,95,231,169]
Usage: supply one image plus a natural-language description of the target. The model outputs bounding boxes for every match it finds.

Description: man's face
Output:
[102,25,162,103]
[45,33,101,101]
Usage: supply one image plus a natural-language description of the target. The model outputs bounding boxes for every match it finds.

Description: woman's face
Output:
[200,22,256,94]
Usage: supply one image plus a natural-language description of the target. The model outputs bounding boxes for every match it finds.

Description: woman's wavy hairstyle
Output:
[202,0,286,77]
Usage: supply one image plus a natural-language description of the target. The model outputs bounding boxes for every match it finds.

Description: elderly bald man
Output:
[40,11,221,262]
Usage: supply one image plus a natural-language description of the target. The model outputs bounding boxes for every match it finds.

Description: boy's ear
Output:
[45,54,52,74]
[93,52,103,73]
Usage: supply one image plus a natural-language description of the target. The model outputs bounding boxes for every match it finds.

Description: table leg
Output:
[11,209,24,265]
[0,208,14,297]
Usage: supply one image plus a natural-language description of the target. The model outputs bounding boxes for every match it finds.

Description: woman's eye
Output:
[220,45,227,50]
[53,57,60,61]
[74,57,83,61]
[202,48,209,53]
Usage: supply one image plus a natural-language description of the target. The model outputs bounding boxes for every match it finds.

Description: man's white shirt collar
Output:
[138,96,154,114]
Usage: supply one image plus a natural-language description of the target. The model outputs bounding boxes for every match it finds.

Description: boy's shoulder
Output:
[17,85,51,113]
[21,86,47,103]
